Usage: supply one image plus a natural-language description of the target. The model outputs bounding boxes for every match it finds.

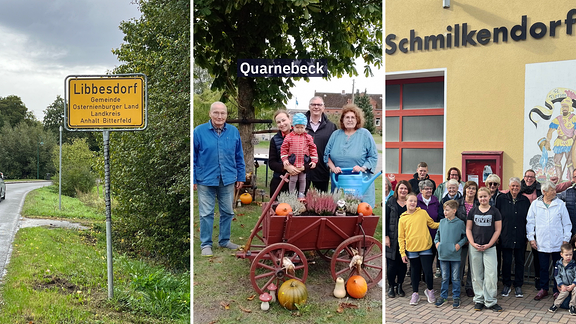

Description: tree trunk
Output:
[237,78,255,174]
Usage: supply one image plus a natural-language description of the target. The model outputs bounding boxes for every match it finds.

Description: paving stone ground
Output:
[385,274,576,323]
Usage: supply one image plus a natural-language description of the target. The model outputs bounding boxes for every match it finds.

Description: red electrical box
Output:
[461,151,503,189]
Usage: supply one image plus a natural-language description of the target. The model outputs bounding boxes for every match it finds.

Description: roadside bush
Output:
[52,138,96,197]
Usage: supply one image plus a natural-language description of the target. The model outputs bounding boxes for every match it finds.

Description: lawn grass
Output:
[21,185,104,220]
[0,185,190,323]
[192,171,383,323]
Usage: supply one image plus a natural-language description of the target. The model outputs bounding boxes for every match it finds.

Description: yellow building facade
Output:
[386,1,576,187]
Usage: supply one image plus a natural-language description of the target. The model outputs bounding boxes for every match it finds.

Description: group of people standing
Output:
[385,166,576,314]
[194,97,379,257]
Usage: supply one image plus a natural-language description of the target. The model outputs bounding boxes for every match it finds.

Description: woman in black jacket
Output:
[495,177,530,298]
[385,180,411,298]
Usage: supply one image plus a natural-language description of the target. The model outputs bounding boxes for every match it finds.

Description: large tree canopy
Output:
[0,95,36,128]
[194,0,382,172]
[110,0,190,269]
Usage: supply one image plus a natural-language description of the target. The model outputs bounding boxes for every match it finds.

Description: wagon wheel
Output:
[250,243,308,294]
[330,235,382,288]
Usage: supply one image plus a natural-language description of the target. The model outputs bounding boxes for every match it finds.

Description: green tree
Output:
[0,95,36,128]
[354,90,375,133]
[110,0,190,269]
[51,138,96,197]
[194,0,382,172]
[42,95,100,151]
[0,122,56,179]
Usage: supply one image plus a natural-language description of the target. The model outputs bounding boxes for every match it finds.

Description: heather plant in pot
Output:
[304,188,338,216]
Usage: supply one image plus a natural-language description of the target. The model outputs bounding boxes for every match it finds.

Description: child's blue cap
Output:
[292,113,307,126]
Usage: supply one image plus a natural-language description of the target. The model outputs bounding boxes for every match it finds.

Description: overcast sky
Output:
[0,0,141,120]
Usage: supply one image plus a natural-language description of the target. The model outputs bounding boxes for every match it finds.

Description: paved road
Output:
[0,181,51,279]
[385,277,576,323]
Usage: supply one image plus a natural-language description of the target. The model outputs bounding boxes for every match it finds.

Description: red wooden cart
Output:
[236,174,382,294]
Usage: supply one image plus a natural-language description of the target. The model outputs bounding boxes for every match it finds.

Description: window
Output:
[385,77,444,178]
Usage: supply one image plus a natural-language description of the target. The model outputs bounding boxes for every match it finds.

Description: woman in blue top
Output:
[324,104,378,207]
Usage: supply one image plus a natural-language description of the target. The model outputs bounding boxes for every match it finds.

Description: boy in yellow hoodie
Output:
[399,193,440,306]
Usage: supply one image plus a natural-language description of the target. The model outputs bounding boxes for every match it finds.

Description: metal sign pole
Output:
[103,130,114,299]
[59,126,62,210]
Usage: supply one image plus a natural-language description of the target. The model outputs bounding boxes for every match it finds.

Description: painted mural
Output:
[524,60,576,183]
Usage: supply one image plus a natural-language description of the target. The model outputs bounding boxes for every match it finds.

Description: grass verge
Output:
[193,173,383,323]
[0,185,190,323]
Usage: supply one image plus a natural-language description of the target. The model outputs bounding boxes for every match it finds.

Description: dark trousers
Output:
[533,250,541,288]
[386,249,407,288]
[409,255,434,293]
[307,178,329,193]
[538,251,561,293]
[501,247,525,288]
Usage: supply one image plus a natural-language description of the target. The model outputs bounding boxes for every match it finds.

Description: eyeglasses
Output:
[524,175,535,179]
[487,182,499,187]
[310,103,324,107]
[421,187,433,191]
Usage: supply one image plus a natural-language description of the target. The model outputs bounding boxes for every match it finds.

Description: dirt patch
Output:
[33,275,79,294]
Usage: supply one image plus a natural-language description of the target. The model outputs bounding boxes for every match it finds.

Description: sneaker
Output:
[488,304,503,312]
[452,298,460,309]
[297,192,305,199]
[474,303,484,311]
[201,246,213,257]
[410,292,420,305]
[424,289,436,303]
[435,297,446,307]
[514,286,523,298]
[434,268,441,278]
[501,286,511,297]
[534,289,548,300]
[548,305,558,313]
[569,305,576,315]
[220,241,239,249]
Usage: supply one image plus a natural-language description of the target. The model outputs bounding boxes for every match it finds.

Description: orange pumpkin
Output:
[240,192,252,204]
[357,202,373,216]
[275,203,293,216]
[346,275,368,299]
[278,279,308,310]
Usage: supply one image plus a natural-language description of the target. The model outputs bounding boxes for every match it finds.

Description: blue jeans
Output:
[440,260,461,299]
[197,181,235,249]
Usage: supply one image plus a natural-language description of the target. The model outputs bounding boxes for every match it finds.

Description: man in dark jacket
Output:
[305,96,337,193]
[496,177,531,298]
[408,162,436,195]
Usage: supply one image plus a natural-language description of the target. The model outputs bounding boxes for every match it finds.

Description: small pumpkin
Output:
[333,277,346,298]
[240,192,252,204]
[346,275,368,299]
[357,202,373,216]
[275,203,293,216]
[278,279,308,310]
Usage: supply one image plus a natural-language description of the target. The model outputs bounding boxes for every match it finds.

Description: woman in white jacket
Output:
[526,180,573,301]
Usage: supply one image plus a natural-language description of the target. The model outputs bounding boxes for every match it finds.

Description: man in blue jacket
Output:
[194,101,246,257]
